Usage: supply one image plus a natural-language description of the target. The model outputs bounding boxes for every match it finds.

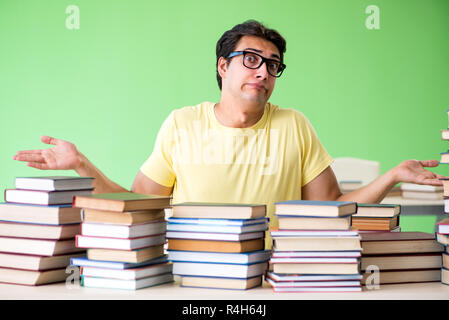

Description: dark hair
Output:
[215,20,286,90]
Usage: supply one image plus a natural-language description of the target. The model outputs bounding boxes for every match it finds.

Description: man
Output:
[13,20,444,228]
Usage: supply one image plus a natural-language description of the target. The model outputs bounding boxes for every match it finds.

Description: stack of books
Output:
[266,200,363,292]
[166,203,271,290]
[351,203,401,233]
[400,183,443,200]
[0,176,91,285]
[436,219,449,285]
[71,192,174,290]
[360,231,444,285]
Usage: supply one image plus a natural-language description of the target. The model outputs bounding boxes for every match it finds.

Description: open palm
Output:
[13,136,81,170]
[395,160,446,186]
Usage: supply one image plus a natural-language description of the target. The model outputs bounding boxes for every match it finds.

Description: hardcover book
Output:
[274,200,357,217]
[171,202,266,219]
[14,176,94,191]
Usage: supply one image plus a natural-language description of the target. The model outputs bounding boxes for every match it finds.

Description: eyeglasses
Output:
[227,50,286,78]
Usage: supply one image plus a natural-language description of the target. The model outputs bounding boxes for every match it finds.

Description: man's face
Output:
[219,35,281,106]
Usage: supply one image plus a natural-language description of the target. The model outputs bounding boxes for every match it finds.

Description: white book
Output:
[166,221,268,234]
[172,261,268,278]
[400,183,443,192]
[81,262,173,280]
[15,176,94,191]
[165,231,264,241]
[270,230,359,237]
[270,257,359,263]
[5,189,93,205]
[272,251,361,258]
[266,278,361,292]
[266,278,361,288]
[76,234,166,250]
[266,272,363,282]
[81,272,174,290]
[168,250,271,264]
[81,221,167,238]
[167,217,268,226]
[71,255,167,270]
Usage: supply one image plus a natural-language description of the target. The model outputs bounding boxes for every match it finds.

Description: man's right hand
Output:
[13,135,82,170]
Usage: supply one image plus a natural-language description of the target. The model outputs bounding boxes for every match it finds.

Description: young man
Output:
[14,20,443,227]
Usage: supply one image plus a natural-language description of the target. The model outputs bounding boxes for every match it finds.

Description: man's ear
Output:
[217,56,228,80]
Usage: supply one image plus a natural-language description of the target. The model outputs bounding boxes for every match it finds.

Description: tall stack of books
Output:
[436,219,449,285]
[166,203,271,290]
[266,200,363,292]
[0,176,91,285]
[71,192,173,290]
[351,203,401,233]
[400,183,443,200]
[360,232,443,285]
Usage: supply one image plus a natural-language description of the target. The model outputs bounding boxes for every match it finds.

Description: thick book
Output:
[351,216,400,231]
[5,189,93,205]
[71,255,167,270]
[0,221,80,240]
[274,200,357,217]
[277,215,351,231]
[436,218,449,234]
[87,245,164,263]
[180,275,263,290]
[272,236,362,251]
[360,232,444,255]
[166,218,269,234]
[80,262,173,280]
[167,250,271,264]
[271,262,360,275]
[81,220,167,239]
[171,202,266,219]
[165,231,264,242]
[352,203,400,218]
[172,261,268,278]
[361,268,441,285]
[167,238,264,253]
[76,234,166,250]
[73,192,171,212]
[361,253,442,271]
[82,208,165,226]
[14,176,94,191]
[81,272,174,290]
[0,267,70,286]
[0,237,84,256]
[0,203,82,225]
[0,252,85,271]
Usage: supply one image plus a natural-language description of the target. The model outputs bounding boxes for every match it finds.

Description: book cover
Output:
[70,254,168,270]
[5,189,93,206]
[172,261,268,278]
[167,250,271,264]
[15,176,94,191]
[274,200,357,217]
[171,202,266,219]
[81,220,167,238]
[165,231,264,242]
[76,234,166,250]
[81,272,174,290]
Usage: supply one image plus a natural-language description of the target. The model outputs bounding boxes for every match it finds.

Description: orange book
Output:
[167,238,264,253]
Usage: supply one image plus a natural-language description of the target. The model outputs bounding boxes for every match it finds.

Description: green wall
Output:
[1,0,448,231]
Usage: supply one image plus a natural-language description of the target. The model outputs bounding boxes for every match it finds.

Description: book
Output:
[0,221,81,240]
[165,231,264,242]
[0,237,84,256]
[361,253,442,271]
[274,200,357,217]
[436,218,449,234]
[73,192,171,212]
[81,221,167,238]
[0,203,82,225]
[440,151,449,164]
[166,218,269,234]
[272,236,362,251]
[171,202,266,219]
[81,272,174,290]
[270,257,360,264]
[87,245,165,263]
[180,275,263,290]
[0,252,85,270]
[172,261,268,278]
[167,250,271,264]
[271,251,362,258]
[5,189,93,206]
[352,203,400,218]
[82,208,165,225]
[402,190,443,200]
[76,234,166,250]
[167,238,264,253]
[0,267,70,286]
[440,178,449,197]
[360,232,444,255]
[167,217,267,226]
[400,183,443,192]
[444,253,449,268]
[277,215,351,231]
[267,284,362,293]
[442,129,449,141]
[80,262,173,280]
[270,229,359,237]
[351,216,400,231]
[361,268,441,285]
[266,277,361,288]
[271,262,360,275]
[442,268,449,285]
[71,255,168,269]
[436,233,449,246]
[14,176,94,191]
[266,271,363,282]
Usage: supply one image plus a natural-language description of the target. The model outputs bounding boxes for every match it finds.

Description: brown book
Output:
[353,203,400,218]
[82,208,165,225]
[352,216,399,231]
[171,203,266,219]
[0,237,85,256]
[0,221,81,240]
[0,252,85,271]
[87,245,165,263]
[0,267,70,286]
[361,268,441,285]
[73,192,171,212]
[277,216,351,230]
[181,275,262,290]
[361,232,444,255]
[271,262,360,275]
[167,238,264,253]
[272,236,362,251]
[361,253,442,271]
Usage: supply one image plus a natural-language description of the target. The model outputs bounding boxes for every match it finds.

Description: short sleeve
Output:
[140,111,176,187]
[296,112,334,186]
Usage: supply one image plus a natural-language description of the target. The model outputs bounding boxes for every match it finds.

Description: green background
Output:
[1,0,448,232]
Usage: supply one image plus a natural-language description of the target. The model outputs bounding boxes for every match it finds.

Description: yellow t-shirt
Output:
[140,101,333,246]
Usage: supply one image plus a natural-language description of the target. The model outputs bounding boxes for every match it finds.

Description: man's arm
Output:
[302,160,445,203]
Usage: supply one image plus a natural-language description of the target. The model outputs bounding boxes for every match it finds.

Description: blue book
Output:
[274,200,357,217]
